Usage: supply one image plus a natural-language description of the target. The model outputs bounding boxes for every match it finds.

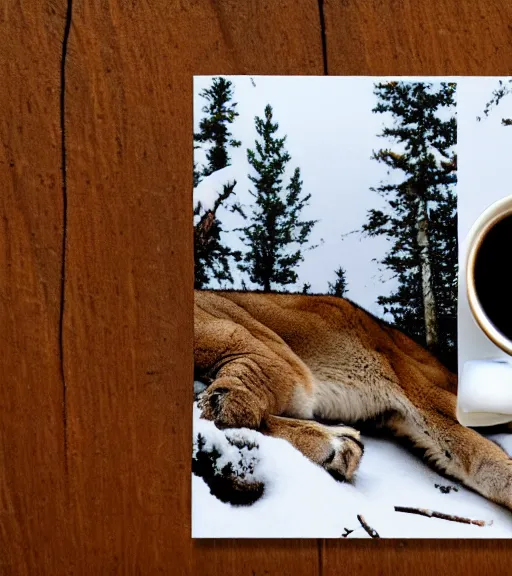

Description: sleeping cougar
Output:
[194,289,512,511]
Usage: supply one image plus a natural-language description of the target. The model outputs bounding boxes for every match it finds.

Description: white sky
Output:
[193,76,512,321]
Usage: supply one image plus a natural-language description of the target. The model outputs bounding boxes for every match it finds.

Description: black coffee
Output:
[473,214,512,341]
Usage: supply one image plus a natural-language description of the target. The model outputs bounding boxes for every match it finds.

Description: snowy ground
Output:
[192,402,512,539]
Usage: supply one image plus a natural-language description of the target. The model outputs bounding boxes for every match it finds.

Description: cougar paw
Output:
[198,380,264,430]
[322,427,364,482]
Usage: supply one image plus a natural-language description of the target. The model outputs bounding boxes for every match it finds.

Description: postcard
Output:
[192,76,512,538]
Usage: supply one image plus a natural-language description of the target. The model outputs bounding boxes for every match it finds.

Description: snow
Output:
[193,415,263,483]
[194,165,249,213]
[192,401,512,539]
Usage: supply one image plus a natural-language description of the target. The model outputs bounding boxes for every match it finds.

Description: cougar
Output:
[194,289,512,511]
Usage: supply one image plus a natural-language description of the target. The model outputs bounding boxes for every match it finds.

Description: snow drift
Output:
[192,399,512,538]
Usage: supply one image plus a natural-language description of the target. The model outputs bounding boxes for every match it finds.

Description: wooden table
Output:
[1,1,511,573]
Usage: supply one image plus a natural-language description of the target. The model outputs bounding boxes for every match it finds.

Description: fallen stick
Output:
[357,514,380,538]
[394,506,490,527]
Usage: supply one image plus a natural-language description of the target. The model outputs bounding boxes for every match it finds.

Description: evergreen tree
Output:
[237,105,317,292]
[302,282,312,294]
[193,162,201,188]
[193,77,241,288]
[328,266,348,298]
[194,182,239,289]
[194,77,241,177]
[193,143,202,188]
[363,82,457,368]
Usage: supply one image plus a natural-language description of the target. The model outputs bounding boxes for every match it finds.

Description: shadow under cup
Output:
[468,211,512,353]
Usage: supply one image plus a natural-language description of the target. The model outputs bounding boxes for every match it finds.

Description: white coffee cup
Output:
[457,195,512,427]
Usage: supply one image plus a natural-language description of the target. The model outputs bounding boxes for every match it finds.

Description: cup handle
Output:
[457,359,512,427]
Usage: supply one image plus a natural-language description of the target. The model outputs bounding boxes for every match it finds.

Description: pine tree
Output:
[237,105,317,292]
[302,282,312,294]
[363,82,457,368]
[193,143,202,188]
[328,266,348,298]
[194,77,241,177]
[193,77,242,288]
[194,182,239,289]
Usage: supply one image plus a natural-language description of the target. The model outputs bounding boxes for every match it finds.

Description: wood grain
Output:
[2,0,512,573]
[324,0,512,75]
[323,540,512,575]
[0,1,70,574]
[63,0,321,573]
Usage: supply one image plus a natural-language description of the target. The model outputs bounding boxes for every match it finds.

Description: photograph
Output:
[192,75,512,538]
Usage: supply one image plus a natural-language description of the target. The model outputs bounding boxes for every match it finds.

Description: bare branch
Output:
[394,506,490,527]
[195,180,237,251]
[357,514,380,538]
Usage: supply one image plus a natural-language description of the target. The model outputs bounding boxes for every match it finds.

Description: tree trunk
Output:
[416,195,439,350]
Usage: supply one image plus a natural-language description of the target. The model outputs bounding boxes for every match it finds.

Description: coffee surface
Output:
[474,214,512,341]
